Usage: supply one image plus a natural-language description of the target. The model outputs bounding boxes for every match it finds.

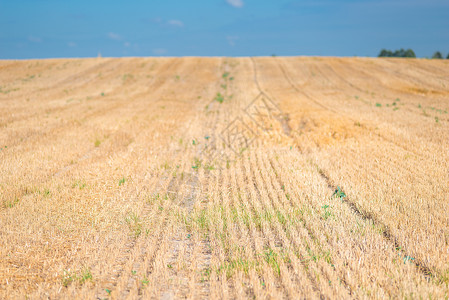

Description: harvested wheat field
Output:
[0,56,448,299]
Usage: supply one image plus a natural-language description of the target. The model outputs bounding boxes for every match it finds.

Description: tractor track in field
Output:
[270,58,436,282]
[250,58,342,298]
[250,57,292,138]
[249,152,327,299]
[251,56,437,291]
[100,56,446,297]
[265,154,354,298]
[2,57,448,298]
[315,165,435,280]
[251,57,356,296]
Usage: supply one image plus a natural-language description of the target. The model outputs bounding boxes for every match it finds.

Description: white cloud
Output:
[152,17,163,23]
[226,0,244,8]
[124,42,131,47]
[227,36,239,46]
[67,42,77,47]
[153,48,167,55]
[107,32,122,41]
[167,19,184,27]
[28,36,42,43]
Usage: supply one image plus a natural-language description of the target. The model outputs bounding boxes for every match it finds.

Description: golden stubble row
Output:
[1,56,448,298]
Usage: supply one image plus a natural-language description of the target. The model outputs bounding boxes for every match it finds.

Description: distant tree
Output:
[404,49,416,58]
[378,48,415,58]
[432,51,443,59]
[378,49,392,57]
[446,53,449,59]
[393,49,405,57]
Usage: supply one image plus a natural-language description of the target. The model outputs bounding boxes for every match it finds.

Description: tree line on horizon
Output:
[378,48,449,59]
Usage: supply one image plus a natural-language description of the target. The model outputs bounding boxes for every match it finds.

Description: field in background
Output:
[0,57,448,298]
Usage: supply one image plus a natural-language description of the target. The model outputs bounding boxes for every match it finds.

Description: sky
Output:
[0,0,448,59]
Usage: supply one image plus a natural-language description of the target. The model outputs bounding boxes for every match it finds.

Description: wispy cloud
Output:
[226,36,239,46]
[226,0,244,8]
[107,32,122,41]
[153,48,167,55]
[28,36,42,43]
[150,17,163,24]
[167,19,184,27]
[67,42,77,47]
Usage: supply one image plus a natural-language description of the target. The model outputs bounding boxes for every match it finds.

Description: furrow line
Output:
[251,150,325,298]
[266,153,394,297]
[313,162,435,280]
[247,152,290,299]
[258,150,352,298]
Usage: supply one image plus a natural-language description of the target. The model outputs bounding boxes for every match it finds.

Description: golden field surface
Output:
[0,57,448,299]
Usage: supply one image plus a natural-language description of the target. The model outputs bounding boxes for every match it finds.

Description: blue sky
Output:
[1,0,448,59]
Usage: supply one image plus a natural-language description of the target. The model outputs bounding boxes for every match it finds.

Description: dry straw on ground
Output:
[0,57,448,298]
